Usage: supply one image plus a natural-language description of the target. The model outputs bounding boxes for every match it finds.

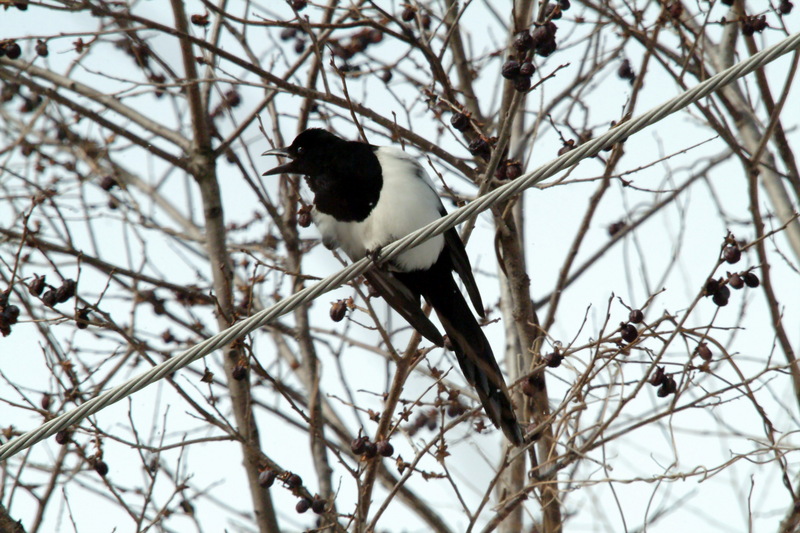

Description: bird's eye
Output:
[296,146,305,156]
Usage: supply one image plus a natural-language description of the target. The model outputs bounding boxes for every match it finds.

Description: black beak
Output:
[262,147,296,176]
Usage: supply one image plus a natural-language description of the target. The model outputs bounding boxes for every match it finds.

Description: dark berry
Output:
[362,440,377,458]
[629,309,644,324]
[330,300,347,322]
[4,42,22,60]
[544,351,563,368]
[15,1,28,10]
[280,28,297,41]
[501,60,521,79]
[41,394,52,410]
[296,498,311,513]
[99,175,118,191]
[535,37,557,57]
[729,272,744,289]
[608,221,626,236]
[41,289,58,307]
[35,40,49,57]
[231,360,247,381]
[519,62,536,77]
[55,430,70,444]
[779,0,793,14]
[311,498,326,514]
[620,323,638,343]
[618,59,635,81]
[298,205,312,227]
[721,0,734,5]
[291,0,307,11]
[505,161,523,180]
[258,469,276,487]
[657,376,677,397]
[3,305,20,325]
[723,245,741,264]
[376,440,394,457]
[380,69,393,83]
[285,473,302,489]
[94,460,109,477]
[401,6,416,21]
[55,279,76,303]
[704,278,720,296]
[190,13,210,26]
[531,23,557,47]
[545,3,562,19]
[696,343,712,361]
[27,277,46,300]
[76,308,91,329]
[350,436,368,455]
[712,292,729,307]
[513,31,534,52]
[513,75,532,92]
[649,366,666,387]
[450,112,470,131]
[558,0,571,10]
[743,271,760,288]
[468,137,491,159]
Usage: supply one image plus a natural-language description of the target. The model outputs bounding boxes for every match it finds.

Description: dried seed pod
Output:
[519,61,536,77]
[629,309,644,324]
[450,112,470,131]
[401,6,416,21]
[55,279,77,303]
[376,440,394,457]
[649,366,666,387]
[544,351,563,368]
[311,498,326,514]
[190,13,210,26]
[696,343,712,361]
[779,0,793,14]
[94,460,109,477]
[76,307,91,329]
[4,42,22,60]
[544,3,562,19]
[728,272,744,289]
[296,498,311,513]
[620,323,638,343]
[467,137,491,159]
[280,28,297,41]
[258,469,276,488]
[513,31,534,52]
[55,430,70,445]
[285,473,302,489]
[35,40,49,57]
[505,161,523,180]
[513,75,532,92]
[330,299,347,322]
[41,394,52,410]
[99,175,118,191]
[743,271,760,288]
[501,60,521,79]
[362,440,378,459]
[618,59,636,81]
[350,436,368,455]
[231,360,248,381]
[3,305,20,325]
[41,289,58,308]
[723,245,741,264]
[704,278,721,297]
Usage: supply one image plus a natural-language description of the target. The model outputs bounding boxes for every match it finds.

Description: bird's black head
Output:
[262,128,347,177]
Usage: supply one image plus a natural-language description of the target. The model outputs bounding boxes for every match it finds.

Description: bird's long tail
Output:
[396,264,523,446]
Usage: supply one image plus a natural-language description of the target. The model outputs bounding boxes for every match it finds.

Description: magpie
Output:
[263,128,523,446]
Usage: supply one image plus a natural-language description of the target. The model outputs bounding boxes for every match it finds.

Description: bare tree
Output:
[1,0,799,532]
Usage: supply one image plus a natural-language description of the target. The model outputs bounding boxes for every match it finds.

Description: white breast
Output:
[312,147,445,272]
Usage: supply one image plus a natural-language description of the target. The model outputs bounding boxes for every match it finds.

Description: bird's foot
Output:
[366,245,383,264]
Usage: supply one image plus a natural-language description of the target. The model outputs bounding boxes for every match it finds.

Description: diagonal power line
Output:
[2,31,799,462]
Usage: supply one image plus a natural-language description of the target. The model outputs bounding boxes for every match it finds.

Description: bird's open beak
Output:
[261,147,296,176]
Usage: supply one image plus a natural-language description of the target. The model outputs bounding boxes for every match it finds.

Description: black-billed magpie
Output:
[263,129,522,446]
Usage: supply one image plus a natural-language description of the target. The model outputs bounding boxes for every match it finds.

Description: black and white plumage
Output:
[263,128,522,446]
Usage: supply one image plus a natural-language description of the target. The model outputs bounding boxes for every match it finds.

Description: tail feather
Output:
[395,262,523,446]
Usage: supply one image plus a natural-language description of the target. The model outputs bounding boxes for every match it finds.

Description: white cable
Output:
[1,31,798,462]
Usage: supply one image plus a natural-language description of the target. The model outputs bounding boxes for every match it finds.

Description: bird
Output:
[263,128,523,446]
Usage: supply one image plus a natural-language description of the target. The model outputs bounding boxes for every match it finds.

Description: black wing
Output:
[363,269,444,346]
[441,212,485,318]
